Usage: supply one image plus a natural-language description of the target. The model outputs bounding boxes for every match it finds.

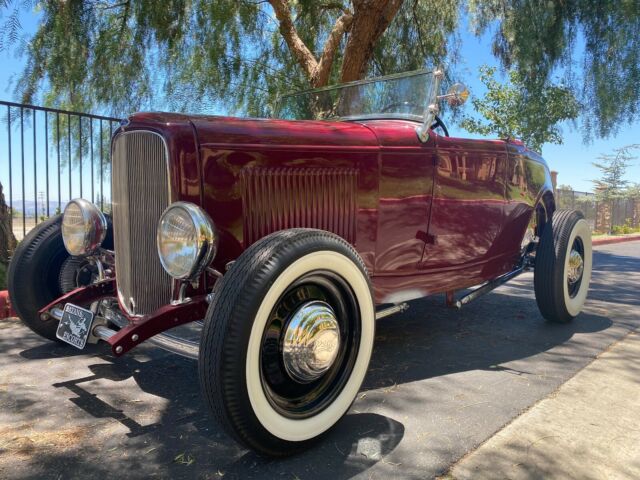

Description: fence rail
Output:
[1,100,121,241]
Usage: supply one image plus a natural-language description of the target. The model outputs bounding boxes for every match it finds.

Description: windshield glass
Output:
[274,69,438,122]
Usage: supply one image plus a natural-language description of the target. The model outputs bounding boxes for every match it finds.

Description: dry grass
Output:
[0,423,89,459]
[11,217,37,242]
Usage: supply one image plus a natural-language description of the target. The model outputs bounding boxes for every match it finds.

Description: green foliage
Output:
[1,0,461,118]
[612,219,640,236]
[592,144,639,202]
[3,0,637,140]
[625,183,640,200]
[460,65,579,151]
[468,0,640,138]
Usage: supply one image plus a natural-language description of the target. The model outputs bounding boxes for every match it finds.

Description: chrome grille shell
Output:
[111,130,173,316]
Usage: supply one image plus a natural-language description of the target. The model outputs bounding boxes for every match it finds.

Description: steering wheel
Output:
[380,101,424,114]
[430,115,449,137]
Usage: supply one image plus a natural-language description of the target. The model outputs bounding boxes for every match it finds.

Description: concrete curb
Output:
[592,234,640,246]
[0,290,15,320]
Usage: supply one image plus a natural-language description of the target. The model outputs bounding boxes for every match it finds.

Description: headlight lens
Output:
[61,199,107,256]
[157,202,217,280]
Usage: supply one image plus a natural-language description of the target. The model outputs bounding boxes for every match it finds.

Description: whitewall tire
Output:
[534,209,592,323]
[198,229,374,456]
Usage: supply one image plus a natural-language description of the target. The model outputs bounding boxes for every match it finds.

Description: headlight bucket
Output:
[61,199,108,256]
[157,202,217,280]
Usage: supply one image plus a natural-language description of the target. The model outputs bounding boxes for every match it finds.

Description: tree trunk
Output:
[0,181,17,265]
[340,0,404,82]
[270,0,403,90]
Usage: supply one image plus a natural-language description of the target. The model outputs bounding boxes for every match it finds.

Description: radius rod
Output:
[452,266,526,309]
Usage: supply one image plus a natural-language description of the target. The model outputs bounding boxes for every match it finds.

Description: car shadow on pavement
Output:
[11,344,406,479]
[362,289,612,391]
[8,247,632,479]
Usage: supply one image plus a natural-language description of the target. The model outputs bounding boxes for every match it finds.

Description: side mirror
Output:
[438,83,469,107]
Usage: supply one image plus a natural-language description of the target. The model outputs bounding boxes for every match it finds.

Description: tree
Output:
[626,183,640,200]
[0,182,17,289]
[460,65,580,152]
[592,144,639,233]
[468,0,640,138]
[0,0,461,117]
[3,1,638,136]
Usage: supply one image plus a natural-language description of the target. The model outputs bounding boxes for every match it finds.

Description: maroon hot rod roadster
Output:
[8,69,591,456]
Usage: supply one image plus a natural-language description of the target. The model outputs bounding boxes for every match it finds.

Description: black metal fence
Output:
[1,100,121,240]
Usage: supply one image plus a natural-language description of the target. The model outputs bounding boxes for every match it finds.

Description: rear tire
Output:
[198,229,375,456]
[8,215,69,341]
[534,209,592,323]
[8,212,114,341]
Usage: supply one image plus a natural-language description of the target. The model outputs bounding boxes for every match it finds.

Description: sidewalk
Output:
[450,331,640,480]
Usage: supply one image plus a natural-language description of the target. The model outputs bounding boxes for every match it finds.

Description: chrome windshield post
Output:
[416,69,444,143]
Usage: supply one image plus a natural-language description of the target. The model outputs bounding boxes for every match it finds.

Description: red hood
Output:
[125,112,379,147]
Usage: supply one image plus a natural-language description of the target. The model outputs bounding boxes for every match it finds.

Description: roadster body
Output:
[8,70,592,456]
[112,109,551,300]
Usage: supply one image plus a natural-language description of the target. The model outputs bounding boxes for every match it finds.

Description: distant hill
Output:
[10,199,68,216]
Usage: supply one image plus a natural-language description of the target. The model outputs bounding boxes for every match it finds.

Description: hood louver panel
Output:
[241,167,358,246]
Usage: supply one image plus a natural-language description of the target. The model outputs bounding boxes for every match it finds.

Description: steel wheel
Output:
[259,271,360,419]
[566,238,585,298]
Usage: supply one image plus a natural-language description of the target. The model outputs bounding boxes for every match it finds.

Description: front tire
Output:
[198,229,375,456]
[534,209,592,323]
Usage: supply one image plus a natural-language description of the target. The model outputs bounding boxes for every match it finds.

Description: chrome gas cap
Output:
[567,248,584,285]
[282,301,341,383]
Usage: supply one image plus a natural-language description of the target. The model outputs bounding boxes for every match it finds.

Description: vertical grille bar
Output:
[112,131,173,315]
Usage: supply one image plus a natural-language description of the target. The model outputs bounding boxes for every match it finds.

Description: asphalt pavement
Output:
[1,241,638,480]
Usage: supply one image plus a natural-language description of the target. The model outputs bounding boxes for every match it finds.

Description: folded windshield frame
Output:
[273,69,440,124]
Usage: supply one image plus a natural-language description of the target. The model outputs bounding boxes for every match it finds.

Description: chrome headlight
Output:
[61,199,108,256]
[157,202,217,280]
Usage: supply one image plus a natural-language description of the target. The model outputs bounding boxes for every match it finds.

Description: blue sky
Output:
[1,7,638,200]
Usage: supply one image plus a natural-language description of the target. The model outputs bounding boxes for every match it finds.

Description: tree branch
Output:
[313,11,353,86]
[118,0,131,38]
[268,0,318,80]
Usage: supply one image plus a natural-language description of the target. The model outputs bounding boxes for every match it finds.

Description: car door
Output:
[360,120,437,274]
[420,133,507,269]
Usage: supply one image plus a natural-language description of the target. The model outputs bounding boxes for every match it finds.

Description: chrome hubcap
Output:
[283,300,341,383]
[567,248,584,285]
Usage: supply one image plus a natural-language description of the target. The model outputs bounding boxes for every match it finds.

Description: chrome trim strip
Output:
[375,303,409,320]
